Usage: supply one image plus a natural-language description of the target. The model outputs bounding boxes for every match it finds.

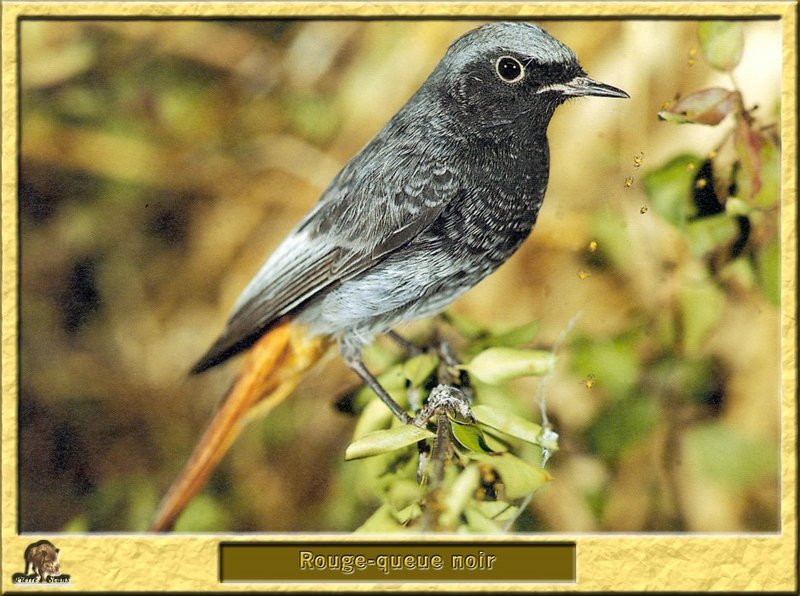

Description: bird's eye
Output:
[495,56,525,83]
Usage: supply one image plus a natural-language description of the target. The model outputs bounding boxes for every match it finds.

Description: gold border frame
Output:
[1,1,796,592]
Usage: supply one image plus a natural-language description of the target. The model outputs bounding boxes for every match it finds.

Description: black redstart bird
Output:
[151,21,628,530]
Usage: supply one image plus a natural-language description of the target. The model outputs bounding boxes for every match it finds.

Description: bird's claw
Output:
[412,384,474,427]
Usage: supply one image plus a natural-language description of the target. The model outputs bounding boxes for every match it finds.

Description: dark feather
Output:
[191,155,458,373]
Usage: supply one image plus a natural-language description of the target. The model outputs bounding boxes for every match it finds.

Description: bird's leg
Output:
[386,330,424,355]
[341,341,412,424]
[436,337,472,393]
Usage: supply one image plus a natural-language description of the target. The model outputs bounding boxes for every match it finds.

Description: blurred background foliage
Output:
[17,18,782,533]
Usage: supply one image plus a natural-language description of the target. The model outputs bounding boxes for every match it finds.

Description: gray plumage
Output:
[192,22,627,378]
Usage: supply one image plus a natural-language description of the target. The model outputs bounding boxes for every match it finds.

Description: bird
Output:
[151,21,628,531]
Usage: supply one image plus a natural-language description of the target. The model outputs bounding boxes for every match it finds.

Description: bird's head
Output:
[430,22,629,138]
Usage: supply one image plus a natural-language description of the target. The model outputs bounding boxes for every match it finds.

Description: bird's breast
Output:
[434,137,549,256]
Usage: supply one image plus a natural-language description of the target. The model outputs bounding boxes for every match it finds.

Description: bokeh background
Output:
[17,19,782,532]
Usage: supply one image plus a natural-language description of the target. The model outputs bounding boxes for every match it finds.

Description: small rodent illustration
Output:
[24,540,61,581]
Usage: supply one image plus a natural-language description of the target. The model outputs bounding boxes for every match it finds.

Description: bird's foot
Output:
[413,384,474,428]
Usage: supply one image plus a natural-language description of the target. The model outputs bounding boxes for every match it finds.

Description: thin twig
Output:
[536,311,582,428]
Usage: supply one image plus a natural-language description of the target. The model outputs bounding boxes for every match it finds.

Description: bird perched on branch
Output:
[151,21,628,531]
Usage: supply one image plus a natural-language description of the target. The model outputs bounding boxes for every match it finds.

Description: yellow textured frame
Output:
[1,1,796,592]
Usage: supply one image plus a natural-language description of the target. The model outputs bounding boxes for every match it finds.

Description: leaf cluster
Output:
[567,22,779,528]
[335,318,556,533]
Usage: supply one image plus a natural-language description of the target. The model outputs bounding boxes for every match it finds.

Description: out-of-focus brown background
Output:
[17,19,782,532]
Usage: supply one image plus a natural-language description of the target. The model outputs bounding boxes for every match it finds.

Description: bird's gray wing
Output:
[191,143,459,373]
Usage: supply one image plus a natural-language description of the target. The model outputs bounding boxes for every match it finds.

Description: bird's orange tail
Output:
[150,321,330,531]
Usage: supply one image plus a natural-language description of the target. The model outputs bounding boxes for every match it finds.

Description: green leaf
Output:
[658,88,739,125]
[752,140,780,208]
[126,479,159,531]
[440,464,481,529]
[403,352,439,388]
[351,398,394,440]
[472,404,544,446]
[62,515,89,532]
[378,364,410,390]
[287,92,341,144]
[698,21,744,71]
[359,449,419,500]
[463,506,503,533]
[680,277,726,356]
[477,429,510,453]
[355,504,408,533]
[173,494,231,532]
[590,208,635,273]
[686,213,739,258]
[755,237,780,305]
[441,310,486,339]
[470,380,532,419]
[719,257,756,290]
[451,419,498,454]
[643,154,701,228]
[475,500,519,522]
[570,334,641,398]
[386,479,424,512]
[684,423,777,488]
[493,320,540,346]
[392,502,423,525]
[585,394,660,462]
[345,425,434,460]
[362,340,403,370]
[724,197,751,217]
[479,320,541,349]
[461,347,555,385]
[477,453,551,499]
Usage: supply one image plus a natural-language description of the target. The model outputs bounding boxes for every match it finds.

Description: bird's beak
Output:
[538,75,629,99]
